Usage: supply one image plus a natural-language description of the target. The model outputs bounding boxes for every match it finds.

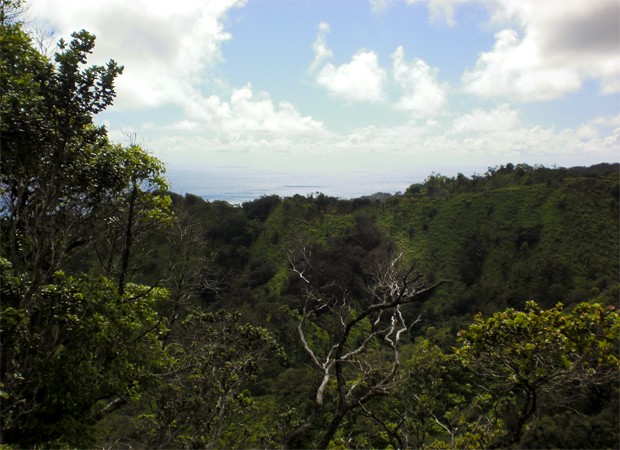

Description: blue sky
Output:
[27,0,620,195]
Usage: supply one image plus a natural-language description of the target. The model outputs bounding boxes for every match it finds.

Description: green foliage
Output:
[456,301,620,446]
[87,142,172,292]
[134,310,283,449]
[0,22,123,184]
[0,16,173,288]
[0,10,174,447]
[457,301,620,385]
[0,259,170,447]
[2,5,619,447]
[157,164,618,449]
[379,168,619,323]
[243,194,282,222]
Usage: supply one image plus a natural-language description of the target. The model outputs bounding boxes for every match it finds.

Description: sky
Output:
[26,0,620,198]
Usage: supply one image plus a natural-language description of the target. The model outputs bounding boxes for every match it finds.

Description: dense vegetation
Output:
[1,2,619,448]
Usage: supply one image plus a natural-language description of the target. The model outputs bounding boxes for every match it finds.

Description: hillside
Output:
[140,162,618,448]
[186,163,619,320]
[4,159,619,448]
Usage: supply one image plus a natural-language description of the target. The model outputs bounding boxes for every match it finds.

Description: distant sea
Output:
[167,166,436,204]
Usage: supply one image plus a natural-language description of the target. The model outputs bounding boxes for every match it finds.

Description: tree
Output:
[0,1,25,26]
[0,258,171,447]
[456,301,620,447]
[0,11,175,447]
[0,15,133,290]
[385,339,508,450]
[88,142,172,295]
[0,1,172,305]
[283,247,444,448]
[135,311,283,449]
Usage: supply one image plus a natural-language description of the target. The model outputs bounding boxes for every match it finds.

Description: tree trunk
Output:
[118,182,138,296]
[316,408,347,449]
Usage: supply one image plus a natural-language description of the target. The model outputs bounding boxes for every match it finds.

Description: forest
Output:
[1,2,619,448]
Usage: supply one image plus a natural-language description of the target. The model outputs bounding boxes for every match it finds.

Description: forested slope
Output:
[148,163,620,448]
[232,164,619,319]
[1,3,618,448]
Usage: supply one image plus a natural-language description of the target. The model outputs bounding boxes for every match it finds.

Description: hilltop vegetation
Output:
[1,3,619,448]
[179,162,618,318]
[119,163,620,449]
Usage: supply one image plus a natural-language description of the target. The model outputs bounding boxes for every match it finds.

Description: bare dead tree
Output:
[283,247,445,449]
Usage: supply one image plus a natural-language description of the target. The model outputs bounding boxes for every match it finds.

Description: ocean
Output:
[166,166,433,204]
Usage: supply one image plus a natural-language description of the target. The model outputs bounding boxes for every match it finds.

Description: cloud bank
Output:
[27,0,619,177]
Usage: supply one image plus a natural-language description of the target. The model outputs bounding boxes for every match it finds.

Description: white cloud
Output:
[308,27,447,114]
[29,0,332,142]
[446,110,620,159]
[398,0,620,101]
[463,0,620,100]
[149,110,619,171]
[29,0,247,109]
[590,113,620,128]
[363,111,619,161]
[309,22,387,103]
[453,104,520,133]
[600,78,620,95]
[316,50,388,103]
[404,0,471,26]
[180,84,329,137]
[165,120,201,131]
[309,22,333,72]
[462,28,583,101]
[29,0,619,176]
[391,46,447,117]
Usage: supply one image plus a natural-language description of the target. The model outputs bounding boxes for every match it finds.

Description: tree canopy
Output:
[1,2,618,448]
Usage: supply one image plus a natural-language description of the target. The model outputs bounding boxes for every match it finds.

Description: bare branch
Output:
[284,246,444,448]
